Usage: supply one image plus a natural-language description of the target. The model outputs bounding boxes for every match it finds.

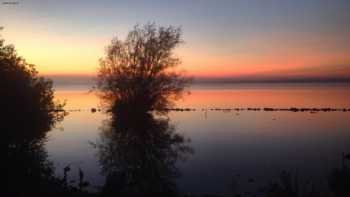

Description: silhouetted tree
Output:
[0,35,66,141]
[0,33,72,196]
[96,23,190,113]
[94,24,194,196]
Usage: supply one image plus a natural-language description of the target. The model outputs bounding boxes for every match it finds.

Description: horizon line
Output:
[44,74,350,85]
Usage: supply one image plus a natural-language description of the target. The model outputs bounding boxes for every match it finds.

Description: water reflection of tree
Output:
[97,109,193,197]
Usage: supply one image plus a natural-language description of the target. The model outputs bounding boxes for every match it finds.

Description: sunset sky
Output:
[1,0,350,80]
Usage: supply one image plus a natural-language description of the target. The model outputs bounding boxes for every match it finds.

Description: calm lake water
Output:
[47,82,350,195]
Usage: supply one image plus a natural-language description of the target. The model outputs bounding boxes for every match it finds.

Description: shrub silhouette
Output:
[94,24,193,196]
[0,36,65,141]
[1,34,69,196]
[96,23,190,113]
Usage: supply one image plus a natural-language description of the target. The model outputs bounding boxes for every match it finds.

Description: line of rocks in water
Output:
[61,107,350,113]
[165,107,350,112]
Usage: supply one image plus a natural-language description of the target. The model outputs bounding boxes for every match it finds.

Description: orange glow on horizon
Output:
[3,26,350,79]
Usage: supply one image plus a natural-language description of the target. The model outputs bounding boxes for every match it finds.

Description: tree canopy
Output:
[0,35,65,143]
[96,23,190,113]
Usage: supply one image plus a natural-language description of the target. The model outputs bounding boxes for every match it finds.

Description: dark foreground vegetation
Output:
[1,31,86,196]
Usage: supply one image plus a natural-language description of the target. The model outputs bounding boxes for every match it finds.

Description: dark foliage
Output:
[0,37,66,142]
[328,153,350,197]
[0,35,73,196]
[262,171,320,197]
[93,24,193,196]
[96,23,191,113]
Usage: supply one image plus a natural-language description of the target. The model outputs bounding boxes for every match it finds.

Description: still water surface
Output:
[47,83,350,195]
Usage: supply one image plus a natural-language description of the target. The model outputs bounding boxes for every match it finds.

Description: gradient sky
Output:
[1,0,350,79]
